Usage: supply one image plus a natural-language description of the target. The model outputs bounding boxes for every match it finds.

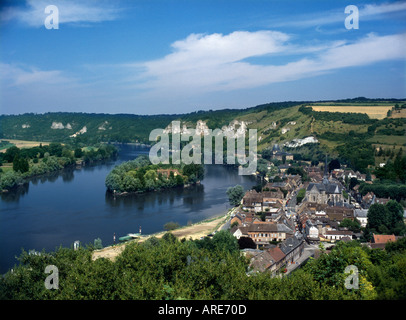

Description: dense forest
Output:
[1,232,405,300]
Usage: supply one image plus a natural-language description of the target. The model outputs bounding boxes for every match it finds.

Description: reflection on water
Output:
[0,183,29,203]
[0,144,257,274]
[105,183,205,210]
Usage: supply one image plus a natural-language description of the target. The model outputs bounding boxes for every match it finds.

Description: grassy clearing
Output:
[0,164,13,173]
[238,105,313,150]
[390,109,406,119]
[368,135,406,146]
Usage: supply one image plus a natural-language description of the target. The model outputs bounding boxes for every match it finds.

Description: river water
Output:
[0,144,257,273]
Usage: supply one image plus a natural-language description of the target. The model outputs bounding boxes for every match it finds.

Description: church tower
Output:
[323,154,329,185]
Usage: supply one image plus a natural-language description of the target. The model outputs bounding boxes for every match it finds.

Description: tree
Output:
[4,146,20,163]
[261,149,272,161]
[328,159,340,172]
[339,218,361,232]
[164,221,180,231]
[74,148,83,158]
[226,185,245,206]
[257,158,268,178]
[296,188,306,204]
[349,177,359,190]
[0,170,23,190]
[238,236,256,249]
[182,164,204,181]
[12,155,29,173]
[211,230,239,253]
[94,238,103,250]
[366,201,406,237]
[48,143,63,157]
[385,200,406,235]
[367,204,388,233]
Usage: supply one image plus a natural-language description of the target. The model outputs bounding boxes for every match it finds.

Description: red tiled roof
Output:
[267,247,285,263]
[373,234,396,244]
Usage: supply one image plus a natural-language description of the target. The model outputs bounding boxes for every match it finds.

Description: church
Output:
[305,156,344,205]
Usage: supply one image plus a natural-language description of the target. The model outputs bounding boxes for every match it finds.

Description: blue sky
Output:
[0,0,405,115]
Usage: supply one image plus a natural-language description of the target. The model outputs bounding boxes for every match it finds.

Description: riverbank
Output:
[0,143,118,192]
[92,207,237,261]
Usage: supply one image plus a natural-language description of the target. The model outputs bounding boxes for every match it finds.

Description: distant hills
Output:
[1,97,405,172]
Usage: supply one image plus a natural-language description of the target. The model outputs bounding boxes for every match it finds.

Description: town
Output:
[225,144,406,276]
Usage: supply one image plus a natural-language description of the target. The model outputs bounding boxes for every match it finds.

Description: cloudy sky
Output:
[0,0,405,115]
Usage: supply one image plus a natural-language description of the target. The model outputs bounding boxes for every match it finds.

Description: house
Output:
[325,206,354,222]
[267,246,287,273]
[156,168,181,178]
[243,212,261,224]
[332,169,345,180]
[306,166,324,182]
[279,236,305,265]
[305,219,319,242]
[354,209,368,227]
[230,213,244,227]
[242,190,263,212]
[265,181,291,196]
[356,171,367,181]
[343,170,358,180]
[323,230,353,242]
[230,225,249,239]
[362,192,375,208]
[370,233,396,249]
[271,144,294,161]
[278,164,291,173]
[242,189,286,212]
[375,197,391,205]
[244,246,286,274]
[246,249,275,273]
[262,190,285,210]
[285,174,302,188]
[244,221,294,248]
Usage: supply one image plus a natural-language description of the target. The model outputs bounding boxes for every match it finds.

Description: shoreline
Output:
[92,207,237,261]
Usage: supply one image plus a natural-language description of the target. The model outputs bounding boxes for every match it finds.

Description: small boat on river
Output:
[119,233,141,242]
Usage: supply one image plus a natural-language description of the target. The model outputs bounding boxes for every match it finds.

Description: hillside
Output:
[1,98,405,172]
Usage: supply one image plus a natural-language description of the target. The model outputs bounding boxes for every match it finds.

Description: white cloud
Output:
[0,0,122,27]
[361,1,406,17]
[131,31,406,96]
[268,1,406,29]
[0,63,76,86]
[1,30,404,114]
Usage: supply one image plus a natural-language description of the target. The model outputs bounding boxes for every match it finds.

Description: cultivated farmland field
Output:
[390,108,406,118]
[0,139,50,152]
[310,105,393,119]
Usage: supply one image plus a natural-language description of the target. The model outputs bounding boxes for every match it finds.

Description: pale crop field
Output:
[310,105,393,119]
[0,139,50,152]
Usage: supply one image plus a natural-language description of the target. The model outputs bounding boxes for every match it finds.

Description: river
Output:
[0,144,257,273]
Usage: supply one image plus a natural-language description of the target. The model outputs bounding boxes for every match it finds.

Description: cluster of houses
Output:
[241,174,302,213]
[229,209,305,275]
[300,203,357,242]
[226,154,405,276]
